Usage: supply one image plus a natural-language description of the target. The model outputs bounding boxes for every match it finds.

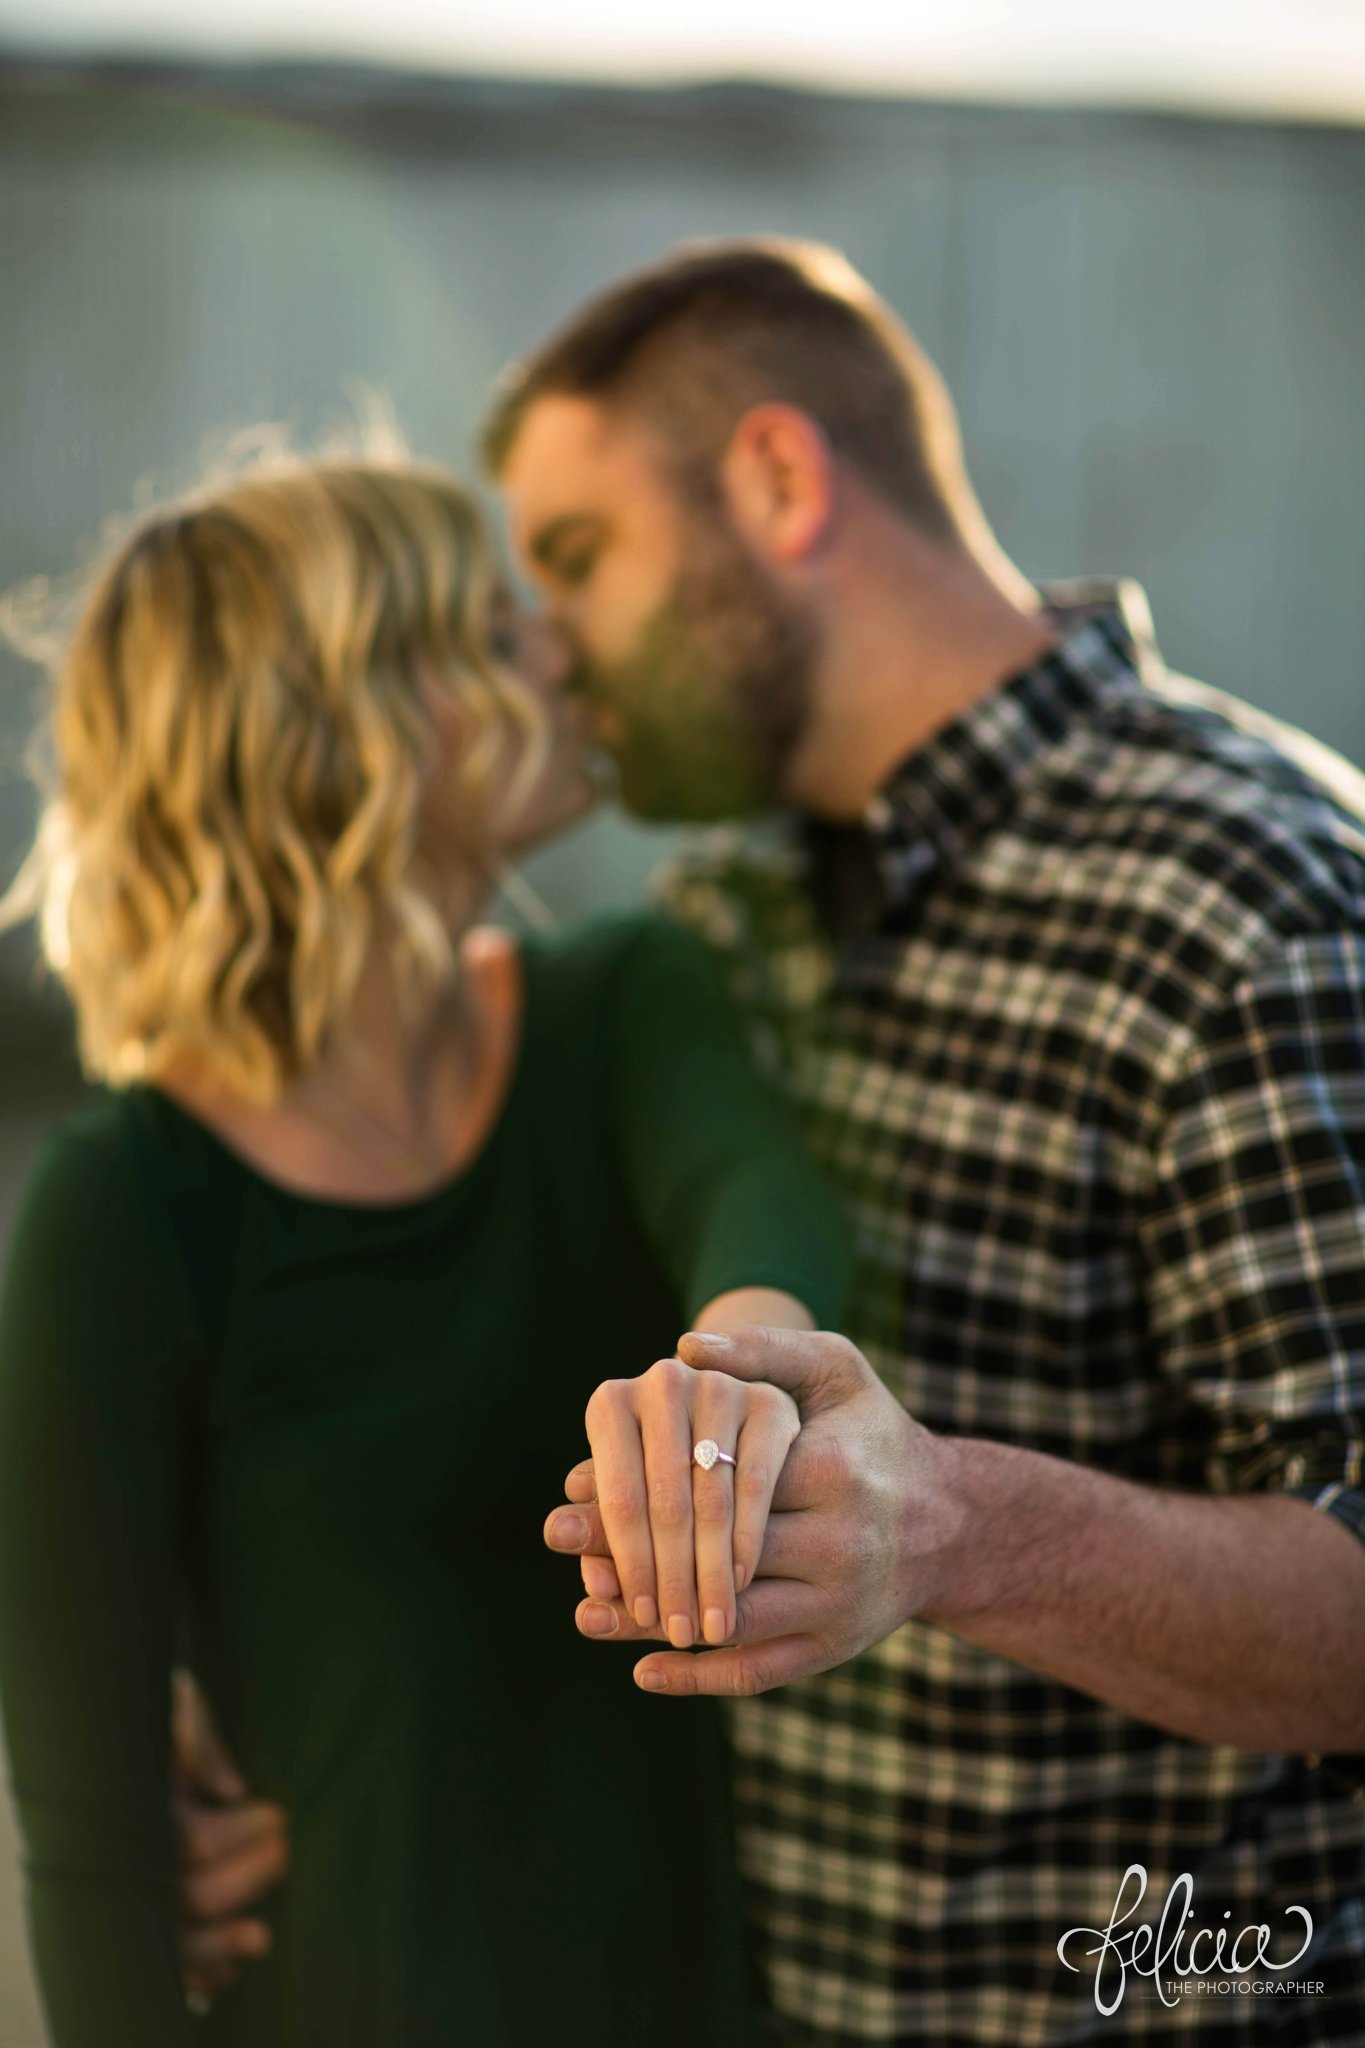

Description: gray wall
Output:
[1,64,1363,1070]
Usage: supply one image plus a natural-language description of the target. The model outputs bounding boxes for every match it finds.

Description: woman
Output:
[0,443,847,2045]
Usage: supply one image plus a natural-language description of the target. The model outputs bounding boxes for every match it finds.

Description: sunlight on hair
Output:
[0,408,552,1102]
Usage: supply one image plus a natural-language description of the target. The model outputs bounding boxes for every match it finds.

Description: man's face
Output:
[500,395,818,822]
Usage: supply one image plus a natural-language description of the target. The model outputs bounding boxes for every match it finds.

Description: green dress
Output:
[0,911,848,2048]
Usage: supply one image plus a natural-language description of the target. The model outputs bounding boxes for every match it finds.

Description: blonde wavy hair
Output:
[0,431,549,1102]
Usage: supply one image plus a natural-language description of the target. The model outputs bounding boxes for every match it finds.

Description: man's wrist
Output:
[889,1428,972,1629]
[914,1430,1076,1631]
[911,1430,984,1628]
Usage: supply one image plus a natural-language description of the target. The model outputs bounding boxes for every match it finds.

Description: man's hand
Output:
[544,1327,968,1695]
[171,1670,290,2006]
[549,1331,1365,1752]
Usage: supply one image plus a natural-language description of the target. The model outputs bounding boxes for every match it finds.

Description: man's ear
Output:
[720,403,836,565]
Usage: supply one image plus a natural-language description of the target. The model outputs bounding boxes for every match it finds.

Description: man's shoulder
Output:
[1018,666,1365,971]
[1153,670,1365,830]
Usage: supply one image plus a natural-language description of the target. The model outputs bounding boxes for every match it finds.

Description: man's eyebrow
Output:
[527,513,606,570]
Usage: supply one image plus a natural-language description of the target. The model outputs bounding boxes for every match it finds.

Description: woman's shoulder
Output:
[1,1089,211,1390]
[10,1085,221,1268]
[16,1089,147,1217]
[1,1091,177,1316]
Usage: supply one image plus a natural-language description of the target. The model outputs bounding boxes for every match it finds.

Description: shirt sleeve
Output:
[0,1113,200,2046]
[1138,929,1365,1796]
[606,912,850,1330]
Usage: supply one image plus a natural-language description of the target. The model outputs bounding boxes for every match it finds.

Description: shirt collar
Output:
[805,577,1163,941]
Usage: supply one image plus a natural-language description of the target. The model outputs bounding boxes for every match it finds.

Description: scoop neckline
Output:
[137,936,540,1219]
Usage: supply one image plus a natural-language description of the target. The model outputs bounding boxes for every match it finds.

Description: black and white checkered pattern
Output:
[654,581,1365,2046]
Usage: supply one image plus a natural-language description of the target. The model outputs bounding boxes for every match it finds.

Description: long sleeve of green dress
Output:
[604,912,848,1322]
[0,909,849,2047]
[0,1122,202,2047]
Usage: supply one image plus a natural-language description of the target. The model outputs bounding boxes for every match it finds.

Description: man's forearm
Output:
[925,1434,1365,1753]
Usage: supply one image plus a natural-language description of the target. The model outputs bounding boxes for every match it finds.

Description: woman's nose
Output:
[524,615,574,693]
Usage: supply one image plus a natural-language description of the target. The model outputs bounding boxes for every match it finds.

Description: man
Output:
[180,240,1365,2042]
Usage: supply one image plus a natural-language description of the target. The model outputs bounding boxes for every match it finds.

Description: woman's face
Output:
[420,591,598,872]
[489,595,599,854]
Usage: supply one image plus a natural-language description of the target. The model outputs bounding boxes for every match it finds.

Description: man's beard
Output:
[580,523,818,823]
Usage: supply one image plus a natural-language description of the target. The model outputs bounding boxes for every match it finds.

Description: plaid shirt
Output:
[653,581,1365,2047]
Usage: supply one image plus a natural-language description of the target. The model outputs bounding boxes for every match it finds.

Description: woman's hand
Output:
[171,1670,290,2008]
[567,1351,802,1649]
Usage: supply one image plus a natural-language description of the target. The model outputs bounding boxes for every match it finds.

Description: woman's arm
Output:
[690,1286,814,1338]
[608,915,849,1333]
[0,1114,199,2046]
[572,915,850,1653]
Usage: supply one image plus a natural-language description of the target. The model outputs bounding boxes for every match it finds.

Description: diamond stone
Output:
[693,1438,720,1471]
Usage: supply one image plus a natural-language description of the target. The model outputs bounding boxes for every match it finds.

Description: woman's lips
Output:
[590,702,624,749]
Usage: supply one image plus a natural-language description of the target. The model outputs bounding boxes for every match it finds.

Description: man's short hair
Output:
[480,237,977,548]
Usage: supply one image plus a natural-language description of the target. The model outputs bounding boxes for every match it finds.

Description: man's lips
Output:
[562,666,623,748]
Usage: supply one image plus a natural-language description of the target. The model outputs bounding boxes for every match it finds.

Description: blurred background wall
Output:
[0,46,1363,2043]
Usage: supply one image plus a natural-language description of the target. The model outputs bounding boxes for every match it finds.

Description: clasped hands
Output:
[542,1324,964,1697]
[175,1324,964,2001]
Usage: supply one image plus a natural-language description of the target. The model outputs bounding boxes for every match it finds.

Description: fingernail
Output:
[637,1668,669,1691]
[667,1613,694,1649]
[685,1331,728,1348]
[633,1595,658,1629]
[548,1512,587,1551]
[735,1562,749,1593]
[703,1607,727,1644]
[581,1602,619,1637]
